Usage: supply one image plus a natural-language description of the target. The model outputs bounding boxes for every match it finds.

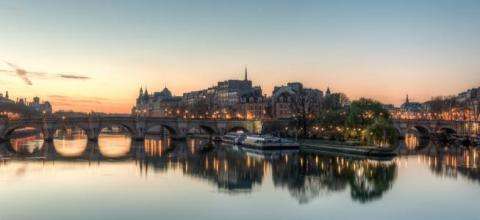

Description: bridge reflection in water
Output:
[1,133,480,206]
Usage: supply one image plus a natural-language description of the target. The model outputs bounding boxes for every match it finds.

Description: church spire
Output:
[244,67,248,81]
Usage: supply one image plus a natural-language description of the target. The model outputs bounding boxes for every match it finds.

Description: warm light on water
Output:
[98,134,132,158]
[0,135,480,220]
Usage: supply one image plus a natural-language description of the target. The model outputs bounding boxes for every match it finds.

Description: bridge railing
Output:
[393,118,479,123]
[6,116,260,123]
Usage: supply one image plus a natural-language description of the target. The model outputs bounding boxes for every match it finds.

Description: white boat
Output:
[221,132,246,145]
[241,134,299,150]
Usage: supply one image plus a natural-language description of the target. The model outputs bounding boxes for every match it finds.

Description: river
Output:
[0,133,479,220]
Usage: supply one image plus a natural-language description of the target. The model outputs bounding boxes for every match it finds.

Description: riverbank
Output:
[299,140,397,158]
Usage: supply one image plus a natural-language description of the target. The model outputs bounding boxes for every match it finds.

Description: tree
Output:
[364,117,399,147]
[346,98,390,128]
[424,96,457,114]
[289,89,322,137]
[322,92,349,111]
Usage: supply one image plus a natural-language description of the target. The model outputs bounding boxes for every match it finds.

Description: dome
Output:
[160,88,172,97]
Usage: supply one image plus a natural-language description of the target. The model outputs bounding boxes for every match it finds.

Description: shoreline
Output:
[299,140,397,158]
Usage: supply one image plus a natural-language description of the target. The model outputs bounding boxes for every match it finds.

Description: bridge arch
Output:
[3,124,47,154]
[3,123,44,140]
[99,123,136,136]
[55,125,88,136]
[410,125,431,138]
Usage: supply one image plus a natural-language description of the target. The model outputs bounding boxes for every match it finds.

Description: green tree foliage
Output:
[365,117,399,147]
[323,93,349,111]
[346,98,390,128]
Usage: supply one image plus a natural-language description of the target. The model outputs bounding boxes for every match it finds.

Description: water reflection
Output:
[8,127,44,155]
[272,152,397,203]
[9,136,44,155]
[414,148,480,183]
[53,130,88,157]
[397,132,480,185]
[1,134,480,207]
[98,134,131,158]
[404,132,430,151]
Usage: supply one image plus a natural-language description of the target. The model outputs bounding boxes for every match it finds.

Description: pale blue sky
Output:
[1,0,479,112]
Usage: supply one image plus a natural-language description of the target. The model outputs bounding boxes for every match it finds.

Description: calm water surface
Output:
[0,133,479,220]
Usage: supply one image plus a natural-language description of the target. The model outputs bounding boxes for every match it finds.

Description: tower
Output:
[5,91,8,99]
[326,87,331,96]
[244,67,248,81]
[405,94,409,104]
[139,87,143,98]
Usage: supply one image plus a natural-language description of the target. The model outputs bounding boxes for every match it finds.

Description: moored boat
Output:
[241,134,299,150]
[221,132,246,145]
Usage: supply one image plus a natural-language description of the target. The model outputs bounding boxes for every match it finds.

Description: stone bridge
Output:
[393,119,474,138]
[0,116,262,142]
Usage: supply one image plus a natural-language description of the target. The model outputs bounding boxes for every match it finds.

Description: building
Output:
[182,89,212,107]
[0,91,13,104]
[212,68,255,108]
[236,87,268,120]
[180,68,262,119]
[271,82,323,119]
[456,87,480,103]
[400,95,423,112]
[132,70,333,121]
[1,92,52,118]
[132,87,182,117]
[28,96,52,114]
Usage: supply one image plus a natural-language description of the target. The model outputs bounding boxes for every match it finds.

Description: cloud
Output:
[0,61,90,85]
[3,61,33,85]
[57,74,90,80]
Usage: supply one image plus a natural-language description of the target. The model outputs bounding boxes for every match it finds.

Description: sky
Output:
[0,0,479,113]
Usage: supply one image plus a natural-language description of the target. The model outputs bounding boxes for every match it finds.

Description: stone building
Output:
[271,82,323,119]
[132,87,182,117]
[180,68,262,118]
[457,87,479,102]
[132,71,332,121]
[28,97,52,114]
[236,87,268,120]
